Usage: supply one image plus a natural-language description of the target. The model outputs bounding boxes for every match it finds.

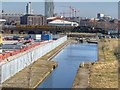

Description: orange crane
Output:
[59,6,80,18]
[69,6,80,18]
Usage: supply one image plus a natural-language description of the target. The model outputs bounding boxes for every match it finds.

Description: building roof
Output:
[0,19,6,22]
[48,19,78,24]
[47,17,64,20]
[47,17,57,20]
[22,14,44,17]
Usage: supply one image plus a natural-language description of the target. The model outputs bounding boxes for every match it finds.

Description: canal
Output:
[37,43,98,88]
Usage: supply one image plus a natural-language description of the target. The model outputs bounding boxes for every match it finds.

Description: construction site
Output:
[0,1,119,89]
[0,31,68,89]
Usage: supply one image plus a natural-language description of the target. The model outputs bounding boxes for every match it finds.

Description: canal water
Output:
[37,43,98,88]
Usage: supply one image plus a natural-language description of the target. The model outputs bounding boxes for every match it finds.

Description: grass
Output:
[89,38,118,88]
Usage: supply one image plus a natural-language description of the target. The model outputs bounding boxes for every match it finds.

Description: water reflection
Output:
[37,43,98,88]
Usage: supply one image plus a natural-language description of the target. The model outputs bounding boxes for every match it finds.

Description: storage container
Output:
[41,34,52,41]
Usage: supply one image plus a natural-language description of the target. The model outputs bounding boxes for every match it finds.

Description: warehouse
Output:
[48,19,79,27]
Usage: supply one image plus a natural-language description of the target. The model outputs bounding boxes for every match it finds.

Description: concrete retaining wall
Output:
[0,36,67,83]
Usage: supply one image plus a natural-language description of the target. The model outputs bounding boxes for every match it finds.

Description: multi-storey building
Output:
[26,2,33,14]
[20,14,47,26]
[45,0,54,17]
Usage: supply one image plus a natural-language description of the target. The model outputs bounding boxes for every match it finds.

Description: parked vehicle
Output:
[4,36,13,40]
[23,36,30,40]
[25,39,32,43]
[13,36,20,40]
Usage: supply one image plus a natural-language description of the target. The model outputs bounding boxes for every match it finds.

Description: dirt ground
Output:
[73,38,118,88]
[89,39,118,88]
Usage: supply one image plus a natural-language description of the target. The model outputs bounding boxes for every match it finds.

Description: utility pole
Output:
[69,6,72,18]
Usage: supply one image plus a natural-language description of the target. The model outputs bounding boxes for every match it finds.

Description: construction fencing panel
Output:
[0,36,67,83]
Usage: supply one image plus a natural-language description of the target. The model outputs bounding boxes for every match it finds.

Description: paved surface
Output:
[72,63,90,88]
[2,60,57,89]
[72,68,89,88]
[3,40,18,44]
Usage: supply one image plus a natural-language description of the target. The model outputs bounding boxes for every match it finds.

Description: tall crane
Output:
[59,6,80,18]
[60,11,71,18]
[69,6,80,18]
[69,6,75,17]
[74,8,80,17]
[60,12,65,17]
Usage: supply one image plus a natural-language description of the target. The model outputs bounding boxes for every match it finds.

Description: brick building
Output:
[20,14,47,26]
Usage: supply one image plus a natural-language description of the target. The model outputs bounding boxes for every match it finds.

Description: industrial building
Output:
[97,13,104,19]
[97,13,112,21]
[1,10,24,25]
[47,17,64,24]
[2,16,21,25]
[20,14,47,26]
[1,10,24,17]
[48,19,79,26]
[0,19,6,25]
[45,0,54,17]
[1,2,34,25]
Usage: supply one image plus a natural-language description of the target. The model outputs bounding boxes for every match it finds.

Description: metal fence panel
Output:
[0,36,67,83]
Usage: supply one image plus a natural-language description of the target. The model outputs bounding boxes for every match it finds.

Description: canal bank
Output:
[2,37,69,89]
[72,62,91,88]
[72,38,118,88]
[37,43,97,88]
[2,60,58,89]
[88,39,118,88]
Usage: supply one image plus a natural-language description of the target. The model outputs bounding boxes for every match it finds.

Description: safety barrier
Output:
[0,39,63,61]
[0,36,67,83]
[2,53,11,60]
[0,54,3,60]
[0,42,42,60]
